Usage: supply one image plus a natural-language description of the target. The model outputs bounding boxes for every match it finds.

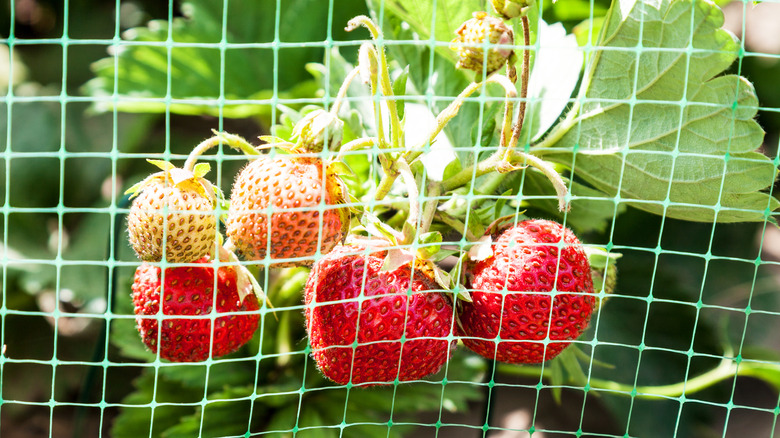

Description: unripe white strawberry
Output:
[126,161,218,263]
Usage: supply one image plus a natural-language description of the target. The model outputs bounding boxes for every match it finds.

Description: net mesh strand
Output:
[1,0,780,437]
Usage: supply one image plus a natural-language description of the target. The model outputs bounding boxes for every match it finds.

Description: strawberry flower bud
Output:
[491,0,532,19]
[451,12,516,77]
[292,109,344,153]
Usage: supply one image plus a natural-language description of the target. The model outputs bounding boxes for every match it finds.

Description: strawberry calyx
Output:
[352,213,471,303]
[290,109,344,154]
[584,246,621,308]
[218,241,270,308]
[324,159,354,242]
[124,159,219,203]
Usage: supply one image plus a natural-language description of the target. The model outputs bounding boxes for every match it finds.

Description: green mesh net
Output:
[2,0,780,437]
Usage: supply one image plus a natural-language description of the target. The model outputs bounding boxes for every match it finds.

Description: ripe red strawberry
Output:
[126,162,218,263]
[458,219,595,364]
[226,155,349,267]
[304,244,456,385]
[132,258,260,362]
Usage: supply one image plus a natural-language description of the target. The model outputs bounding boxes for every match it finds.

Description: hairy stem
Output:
[184,136,221,172]
[441,150,569,211]
[497,355,775,400]
[374,164,400,201]
[375,75,516,201]
[184,132,260,172]
[360,43,386,149]
[418,183,441,238]
[406,74,517,165]
[507,15,531,153]
[518,152,570,212]
[330,66,360,115]
[347,16,403,150]
[336,137,378,161]
[396,158,419,245]
[441,157,500,193]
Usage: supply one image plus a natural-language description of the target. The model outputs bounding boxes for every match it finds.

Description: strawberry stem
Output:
[359,43,387,150]
[336,137,379,161]
[520,152,569,212]
[373,75,516,204]
[183,136,223,172]
[346,16,404,150]
[418,183,441,239]
[329,66,360,116]
[374,164,400,201]
[440,150,569,211]
[496,348,770,400]
[506,15,531,154]
[405,74,517,165]
[396,158,420,245]
[184,132,260,172]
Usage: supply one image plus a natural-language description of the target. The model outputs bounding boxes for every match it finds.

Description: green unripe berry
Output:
[451,12,516,78]
[491,0,533,19]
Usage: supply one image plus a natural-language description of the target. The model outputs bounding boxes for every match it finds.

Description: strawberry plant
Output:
[67,0,780,436]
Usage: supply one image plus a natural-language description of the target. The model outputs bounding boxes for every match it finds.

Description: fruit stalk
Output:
[358,43,386,149]
[336,137,379,161]
[507,15,532,153]
[396,158,421,245]
[405,74,517,165]
[329,66,360,116]
[440,149,569,211]
[374,74,516,203]
[418,183,442,239]
[497,350,773,400]
[347,16,404,150]
[183,131,260,172]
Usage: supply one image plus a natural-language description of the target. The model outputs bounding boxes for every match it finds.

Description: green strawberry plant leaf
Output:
[392,65,410,122]
[111,371,204,438]
[534,0,779,223]
[146,159,175,172]
[84,0,366,120]
[161,386,255,438]
[546,0,611,22]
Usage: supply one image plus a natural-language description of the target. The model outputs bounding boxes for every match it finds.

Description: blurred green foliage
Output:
[1,1,779,437]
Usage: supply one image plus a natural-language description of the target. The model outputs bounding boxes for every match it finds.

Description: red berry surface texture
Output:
[226,155,347,267]
[459,219,595,364]
[132,258,260,362]
[305,245,456,385]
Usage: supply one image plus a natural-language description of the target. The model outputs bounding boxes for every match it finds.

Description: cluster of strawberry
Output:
[127,168,594,379]
[125,129,350,363]
[124,4,610,387]
[305,219,596,385]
